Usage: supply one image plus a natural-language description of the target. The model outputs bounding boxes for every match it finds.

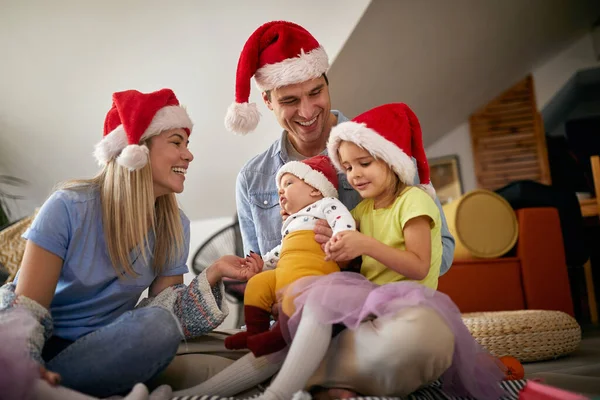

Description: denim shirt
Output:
[235,110,456,275]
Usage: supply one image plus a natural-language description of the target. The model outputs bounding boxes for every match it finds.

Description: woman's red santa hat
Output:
[94,88,193,171]
[225,20,329,135]
[327,103,436,198]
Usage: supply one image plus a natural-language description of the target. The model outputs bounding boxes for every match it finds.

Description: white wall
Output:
[0,0,371,222]
[426,33,600,193]
[533,34,600,110]
[426,123,476,193]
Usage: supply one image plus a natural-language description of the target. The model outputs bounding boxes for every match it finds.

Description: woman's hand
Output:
[325,231,371,262]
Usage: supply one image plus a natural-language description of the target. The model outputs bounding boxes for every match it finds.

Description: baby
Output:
[225,155,355,356]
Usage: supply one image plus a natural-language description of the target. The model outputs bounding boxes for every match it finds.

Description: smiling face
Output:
[147,128,194,198]
[337,141,399,208]
[278,173,323,215]
[263,76,334,157]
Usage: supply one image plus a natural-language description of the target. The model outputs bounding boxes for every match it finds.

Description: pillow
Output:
[443,190,518,259]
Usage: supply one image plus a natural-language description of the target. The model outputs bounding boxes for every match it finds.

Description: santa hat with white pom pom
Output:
[94,88,193,171]
[225,20,329,135]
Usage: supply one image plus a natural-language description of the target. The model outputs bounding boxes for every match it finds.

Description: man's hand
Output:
[39,365,61,386]
[325,231,371,262]
[314,220,333,251]
[280,207,290,222]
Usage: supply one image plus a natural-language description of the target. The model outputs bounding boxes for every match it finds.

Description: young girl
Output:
[0,88,260,399]
[173,103,505,400]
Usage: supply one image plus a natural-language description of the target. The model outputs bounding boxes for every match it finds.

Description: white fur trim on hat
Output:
[117,144,149,171]
[276,161,338,199]
[93,125,129,166]
[327,121,417,186]
[141,105,193,141]
[254,46,329,91]
[94,105,193,168]
[224,102,261,135]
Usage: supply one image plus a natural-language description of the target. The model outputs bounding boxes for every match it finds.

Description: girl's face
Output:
[337,141,398,207]
[278,173,322,215]
[147,128,194,198]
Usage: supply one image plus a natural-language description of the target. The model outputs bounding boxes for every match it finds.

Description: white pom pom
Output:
[419,183,436,199]
[224,102,261,135]
[93,126,129,166]
[116,144,150,171]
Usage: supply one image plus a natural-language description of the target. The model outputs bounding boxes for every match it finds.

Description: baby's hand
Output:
[323,234,340,260]
[325,231,368,262]
[39,365,61,386]
[244,251,264,272]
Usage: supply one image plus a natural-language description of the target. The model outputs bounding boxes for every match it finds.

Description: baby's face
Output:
[278,173,321,215]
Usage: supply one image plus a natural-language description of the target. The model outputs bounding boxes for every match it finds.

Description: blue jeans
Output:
[45,307,182,397]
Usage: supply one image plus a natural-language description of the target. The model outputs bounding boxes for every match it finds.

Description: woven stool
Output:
[462,310,581,362]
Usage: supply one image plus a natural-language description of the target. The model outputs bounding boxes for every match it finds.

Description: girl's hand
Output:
[325,231,370,261]
[244,251,264,272]
[39,365,61,386]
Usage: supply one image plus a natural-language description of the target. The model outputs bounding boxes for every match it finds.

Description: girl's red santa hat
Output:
[94,88,193,171]
[327,103,436,198]
[225,20,329,135]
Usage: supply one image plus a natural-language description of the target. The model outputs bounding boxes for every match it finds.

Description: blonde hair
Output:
[56,156,184,278]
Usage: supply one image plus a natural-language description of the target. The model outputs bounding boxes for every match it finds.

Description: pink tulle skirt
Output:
[277,272,506,400]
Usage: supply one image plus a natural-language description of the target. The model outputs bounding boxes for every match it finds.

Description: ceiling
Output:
[328,0,600,147]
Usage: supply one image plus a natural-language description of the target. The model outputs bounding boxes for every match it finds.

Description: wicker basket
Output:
[462,310,581,362]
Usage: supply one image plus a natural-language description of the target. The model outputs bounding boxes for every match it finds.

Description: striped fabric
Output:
[170,379,527,400]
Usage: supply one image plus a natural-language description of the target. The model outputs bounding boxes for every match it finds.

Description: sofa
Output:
[438,207,575,316]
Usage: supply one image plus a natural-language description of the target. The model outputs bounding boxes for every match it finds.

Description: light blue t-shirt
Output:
[15,186,190,341]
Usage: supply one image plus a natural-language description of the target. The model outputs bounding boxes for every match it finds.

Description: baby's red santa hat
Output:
[276,155,339,199]
[94,88,193,171]
[225,20,329,135]
[327,103,435,198]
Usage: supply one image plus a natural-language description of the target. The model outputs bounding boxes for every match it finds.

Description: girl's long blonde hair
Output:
[57,157,184,278]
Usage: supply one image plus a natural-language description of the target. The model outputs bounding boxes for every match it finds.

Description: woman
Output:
[0,88,260,398]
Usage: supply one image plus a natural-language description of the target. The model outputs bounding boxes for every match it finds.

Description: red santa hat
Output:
[94,88,193,171]
[225,20,329,135]
[327,103,435,198]
[276,155,339,199]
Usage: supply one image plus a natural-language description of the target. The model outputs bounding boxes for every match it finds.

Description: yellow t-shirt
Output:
[351,186,442,289]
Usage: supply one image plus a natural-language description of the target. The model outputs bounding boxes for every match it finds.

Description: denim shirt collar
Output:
[275,110,348,164]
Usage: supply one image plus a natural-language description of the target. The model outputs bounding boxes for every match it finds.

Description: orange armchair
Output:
[438,207,574,316]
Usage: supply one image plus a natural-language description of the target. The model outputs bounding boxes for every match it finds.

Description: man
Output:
[228,21,455,274]
[195,20,458,399]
